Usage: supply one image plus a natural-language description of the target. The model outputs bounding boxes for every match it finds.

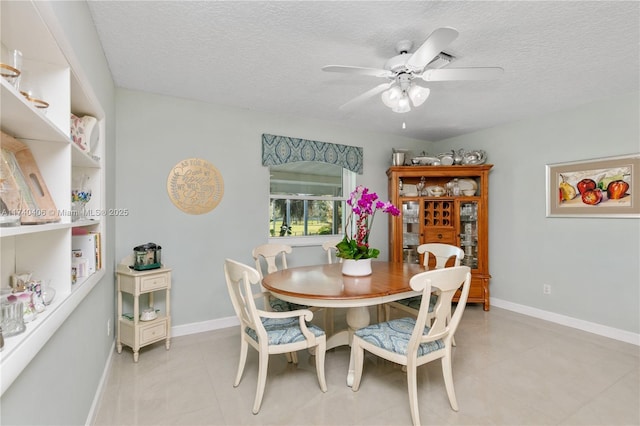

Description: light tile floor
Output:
[93,306,639,425]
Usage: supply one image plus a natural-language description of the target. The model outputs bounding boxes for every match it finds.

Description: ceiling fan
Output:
[322,27,503,113]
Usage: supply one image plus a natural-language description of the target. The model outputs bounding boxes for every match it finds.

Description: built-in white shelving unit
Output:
[1,1,106,395]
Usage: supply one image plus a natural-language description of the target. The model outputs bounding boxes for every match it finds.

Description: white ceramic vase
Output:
[341,258,372,276]
[70,114,99,154]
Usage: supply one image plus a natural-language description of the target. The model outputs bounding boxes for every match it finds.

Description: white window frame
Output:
[268,167,356,247]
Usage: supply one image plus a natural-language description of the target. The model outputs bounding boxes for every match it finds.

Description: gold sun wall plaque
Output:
[167,158,224,214]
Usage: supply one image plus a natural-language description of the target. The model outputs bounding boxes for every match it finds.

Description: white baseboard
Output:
[491,297,640,346]
[85,340,116,426]
[172,315,239,337]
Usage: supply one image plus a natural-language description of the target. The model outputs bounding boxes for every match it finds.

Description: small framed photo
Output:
[546,153,640,218]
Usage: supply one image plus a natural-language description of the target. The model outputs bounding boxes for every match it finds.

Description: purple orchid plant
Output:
[336,185,400,260]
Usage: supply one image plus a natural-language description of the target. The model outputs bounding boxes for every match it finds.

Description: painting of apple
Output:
[576,178,596,194]
[581,189,603,205]
[606,180,629,199]
[548,154,638,217]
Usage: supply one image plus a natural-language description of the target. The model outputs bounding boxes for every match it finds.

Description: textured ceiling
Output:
[87,1,639,142]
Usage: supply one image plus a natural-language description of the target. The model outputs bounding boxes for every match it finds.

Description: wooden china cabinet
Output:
[387,165,493,310]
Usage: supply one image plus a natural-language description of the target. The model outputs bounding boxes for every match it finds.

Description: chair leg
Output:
[315,339,328,392]
[252,348,270,414]
[285,351,299,363]
[448,311,456,347]
[407,360,421,426]
[234,337,248,387]
[441,351,459,411]
[384,303,391,321]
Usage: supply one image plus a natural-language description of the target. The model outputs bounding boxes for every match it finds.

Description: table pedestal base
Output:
[323,305,372,386]
[326,306,370,349]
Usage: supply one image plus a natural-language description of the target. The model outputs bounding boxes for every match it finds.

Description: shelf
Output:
[119,314,167,325]
[0,80,69,144]
[71,143,100,168]
[0,269,105,395]
[0,222,71,238]
[71,218,101,228]
[0,0,107,397]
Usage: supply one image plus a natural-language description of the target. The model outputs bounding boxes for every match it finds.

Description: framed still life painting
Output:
[546,153,640,218]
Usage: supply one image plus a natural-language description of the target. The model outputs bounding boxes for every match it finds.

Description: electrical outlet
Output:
[107,318,111,336]
[543,284,551,295]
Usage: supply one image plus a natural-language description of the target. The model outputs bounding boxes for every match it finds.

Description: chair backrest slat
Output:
[224,258,263,333]
[408,266,472,348]
[322,238,343,264]
[417,243,464,270]
[252,243,292,278]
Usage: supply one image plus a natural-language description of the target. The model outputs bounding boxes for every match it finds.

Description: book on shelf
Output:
[93,232,102,270]
[71,232,101,281]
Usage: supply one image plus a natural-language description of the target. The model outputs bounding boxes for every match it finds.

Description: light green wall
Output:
[437,93,640,333]
[113,90,640,335]
[114,88,430,326]
[0,1,117,425]
[114,88,640,335]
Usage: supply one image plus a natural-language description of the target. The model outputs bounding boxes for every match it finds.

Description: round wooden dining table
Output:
[262,261,427,385]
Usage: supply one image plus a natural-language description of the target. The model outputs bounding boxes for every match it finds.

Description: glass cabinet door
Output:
[402,200,420,263]
[459,201,478,269]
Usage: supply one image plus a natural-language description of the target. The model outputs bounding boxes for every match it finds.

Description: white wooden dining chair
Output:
[252,243,300,312]
[224,258,327,414]
[350,265,472,426]
[385,243,464,346]
[252,243,326,362]
[322,237,343,264]
[386,243,464,319]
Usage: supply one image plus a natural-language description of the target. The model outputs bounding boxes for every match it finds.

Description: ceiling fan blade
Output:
[339,82,394,111]
[420,67,504,81]
[322,65,392,78]
[406,27,459,72]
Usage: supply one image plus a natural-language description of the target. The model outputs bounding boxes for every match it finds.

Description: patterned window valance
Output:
[261,133,363,174]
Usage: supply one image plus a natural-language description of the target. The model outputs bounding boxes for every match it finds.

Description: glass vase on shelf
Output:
[71,174,91,222]
[416,176,426,196]
[451,178,461,197]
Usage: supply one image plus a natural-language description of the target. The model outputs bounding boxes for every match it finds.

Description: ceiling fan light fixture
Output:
[392,96,411,113]
[407,85,430,107]
[381,86,402,108]
[322,27,503,113]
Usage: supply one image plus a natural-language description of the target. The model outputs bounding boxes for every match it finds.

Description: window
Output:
[261,133,362,245]
[269,162,355,241]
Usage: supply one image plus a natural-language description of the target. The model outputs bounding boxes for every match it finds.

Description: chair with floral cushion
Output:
[385,243,464,346]
[350,265,472,426]
[252,243,304,312]
[252,243,324,362]
[224,258,327,414]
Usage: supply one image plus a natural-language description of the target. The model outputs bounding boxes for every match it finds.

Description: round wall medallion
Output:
[167,158,224,214]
